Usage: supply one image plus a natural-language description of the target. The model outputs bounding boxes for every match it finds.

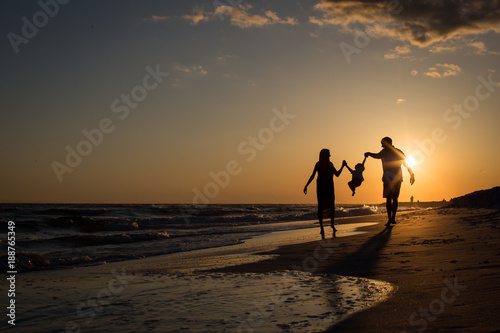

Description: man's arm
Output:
[364,152,380,159]
[402,160,415,185]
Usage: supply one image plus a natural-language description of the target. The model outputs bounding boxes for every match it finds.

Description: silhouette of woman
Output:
[304,149,346,239]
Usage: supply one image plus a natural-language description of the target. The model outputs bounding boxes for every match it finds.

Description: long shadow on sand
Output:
[326,225,393,278]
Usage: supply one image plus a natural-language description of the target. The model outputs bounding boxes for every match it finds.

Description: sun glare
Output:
[407,156,416,168]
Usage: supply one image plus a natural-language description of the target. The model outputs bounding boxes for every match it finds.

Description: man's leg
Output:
[390,181,402,223]
[391,197,399,222]
[386,197,392,225]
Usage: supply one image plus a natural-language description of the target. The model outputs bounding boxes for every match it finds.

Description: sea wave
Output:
[0,202,432,273]
[18,230,170,248]
[0,251,145,271]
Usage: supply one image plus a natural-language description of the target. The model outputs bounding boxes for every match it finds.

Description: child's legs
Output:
[348,180,355,192]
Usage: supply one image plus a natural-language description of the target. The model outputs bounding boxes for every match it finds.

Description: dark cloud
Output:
[311,0,500,45]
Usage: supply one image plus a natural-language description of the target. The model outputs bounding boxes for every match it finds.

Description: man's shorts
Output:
[383,180,402,199]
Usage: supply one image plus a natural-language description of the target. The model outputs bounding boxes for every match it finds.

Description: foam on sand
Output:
[13,270,393,333]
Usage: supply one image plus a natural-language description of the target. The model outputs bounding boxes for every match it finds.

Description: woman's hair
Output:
[318,149,333,173]
[319,149,330,163]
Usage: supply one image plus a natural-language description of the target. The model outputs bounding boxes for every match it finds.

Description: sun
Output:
[406,156,416,168]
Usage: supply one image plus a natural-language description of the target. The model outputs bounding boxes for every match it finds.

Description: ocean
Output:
[0,203,434,272]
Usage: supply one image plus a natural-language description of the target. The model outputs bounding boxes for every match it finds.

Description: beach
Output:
[215,208,500,332]
[2,204,499,332]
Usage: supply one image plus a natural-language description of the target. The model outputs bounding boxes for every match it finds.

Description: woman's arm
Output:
[304,165,317,194]
[333,160,347,177]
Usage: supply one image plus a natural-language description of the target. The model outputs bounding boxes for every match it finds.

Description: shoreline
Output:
[211,208,500,332]
[102,218,382,275]
[5,207,499,332]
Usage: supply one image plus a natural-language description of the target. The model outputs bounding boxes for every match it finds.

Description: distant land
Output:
[357,186,500,210]
[447,186,500,209]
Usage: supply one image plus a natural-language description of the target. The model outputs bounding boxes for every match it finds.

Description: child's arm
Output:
[344,162,353,173]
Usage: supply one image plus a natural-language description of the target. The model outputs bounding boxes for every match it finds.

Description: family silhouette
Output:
[304,137,415,238]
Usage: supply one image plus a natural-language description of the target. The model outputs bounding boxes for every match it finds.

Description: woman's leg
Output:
[317,192,325,239]
[330,195,337,232]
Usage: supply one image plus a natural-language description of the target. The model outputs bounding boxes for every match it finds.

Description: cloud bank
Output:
[174,65,207,75]
[215,4,298,28]
[148,4,298,28]
[311,0,500,46]
[423,63,462,78]
[384,44,411,59]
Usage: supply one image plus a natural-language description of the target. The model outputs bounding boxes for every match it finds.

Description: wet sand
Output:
[214,208,500,332]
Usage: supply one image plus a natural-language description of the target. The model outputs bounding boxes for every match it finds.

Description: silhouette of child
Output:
[346,157,366,196]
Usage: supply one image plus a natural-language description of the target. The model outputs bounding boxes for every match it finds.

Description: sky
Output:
[1,0,499,204]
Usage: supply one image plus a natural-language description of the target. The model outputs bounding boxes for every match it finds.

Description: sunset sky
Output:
[1,0,499,204]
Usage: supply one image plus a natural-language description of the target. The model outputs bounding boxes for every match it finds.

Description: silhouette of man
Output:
[365,137,415,226]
